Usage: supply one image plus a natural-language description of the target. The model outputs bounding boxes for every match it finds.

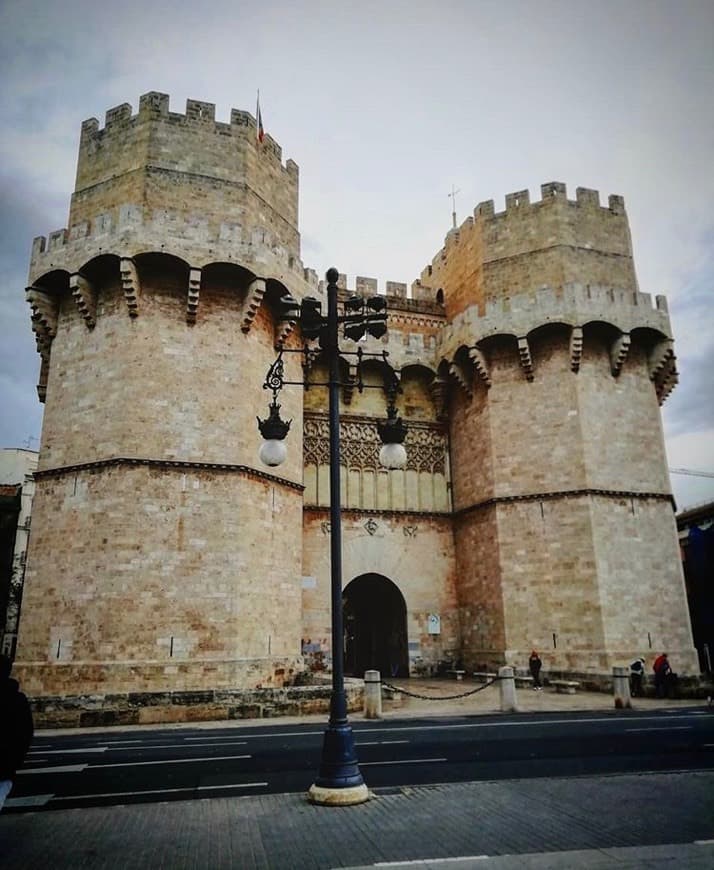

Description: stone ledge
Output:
[29,681,364,729]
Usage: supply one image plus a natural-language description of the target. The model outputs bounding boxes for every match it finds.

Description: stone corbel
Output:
[469,346,491,388]
[120,257,140,318]
[187,268,201,324]
[26,286,59,343]
[275,290,298,347]
[569,327,583,373]
[430,376,449,421]
[449,360,473,399]
[240,278,266,334]
[517,337,534,381]
[610,332,631,377]
[648,339,674,382]
[70,273,96,329]
[655,354,678,405]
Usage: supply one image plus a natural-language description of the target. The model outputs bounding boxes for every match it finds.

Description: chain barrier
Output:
[381,677,505,701]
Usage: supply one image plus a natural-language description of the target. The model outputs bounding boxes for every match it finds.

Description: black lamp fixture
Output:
[255,267,407,805]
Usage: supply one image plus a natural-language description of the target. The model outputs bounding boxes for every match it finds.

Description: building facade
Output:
[15,93,698,713]
[0,448,38,659]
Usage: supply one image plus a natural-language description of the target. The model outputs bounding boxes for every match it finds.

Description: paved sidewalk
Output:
[1,772,713,868]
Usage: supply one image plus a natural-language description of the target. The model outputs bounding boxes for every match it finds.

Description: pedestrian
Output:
[653,652,672,698]
[529,649,543,690]
[630,657,646,697]
[0,654,34,810]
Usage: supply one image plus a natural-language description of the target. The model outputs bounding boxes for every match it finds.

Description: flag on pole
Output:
[256,91,265,144]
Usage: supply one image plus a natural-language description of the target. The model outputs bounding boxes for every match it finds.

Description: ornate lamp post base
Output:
[308,709,371,805]
[308,782,370,806]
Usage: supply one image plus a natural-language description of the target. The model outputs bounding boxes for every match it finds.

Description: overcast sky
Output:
[1,0,712,509]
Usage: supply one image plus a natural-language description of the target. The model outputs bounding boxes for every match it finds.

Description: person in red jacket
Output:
[653,653,672,698]
[0,655,34,810]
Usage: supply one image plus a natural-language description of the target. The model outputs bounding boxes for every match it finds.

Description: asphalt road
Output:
[7,707,714,813]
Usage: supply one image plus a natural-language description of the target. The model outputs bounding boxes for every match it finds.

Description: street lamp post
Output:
[257,267,406,805]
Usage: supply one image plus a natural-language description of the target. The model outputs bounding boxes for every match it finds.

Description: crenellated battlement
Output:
[78,92,292,170]
[437,281,673,365]
[28,205,316,294]
[70,93,301,264]
[468,181,625,225]
[315,274,442,310]
[417,182,637,317]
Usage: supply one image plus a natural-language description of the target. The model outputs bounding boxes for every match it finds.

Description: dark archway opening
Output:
[343,574,409,678]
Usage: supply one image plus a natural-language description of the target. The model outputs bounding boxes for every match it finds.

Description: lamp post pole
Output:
[308,267,369,805]
[258,266,402,804]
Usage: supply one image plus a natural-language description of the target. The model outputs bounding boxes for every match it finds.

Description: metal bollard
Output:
[613,665,631,709]
[499,665,517,713]
[364,669,382,719]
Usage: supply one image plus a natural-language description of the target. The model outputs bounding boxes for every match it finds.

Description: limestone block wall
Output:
[589,496,698,673]
[496,496,603,671]
[576,336,670,492]
[18,248,309,697]
[453,507,504,667]
[16,467,304,696]
[446,324,696,674]
[419,183,638,319]
[301,513,458,673]
[71,93,300,256]
[35,270,304,476]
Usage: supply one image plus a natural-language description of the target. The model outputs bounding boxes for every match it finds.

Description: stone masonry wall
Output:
[16,465,304,696]
[71,94,299,255]
[301,512,458,674]
[36,270,304,479]
[421,184,638,320]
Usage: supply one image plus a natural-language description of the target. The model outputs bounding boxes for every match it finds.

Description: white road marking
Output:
[361,757,447,766]
[694,839,714,845]
[96,741,248,751]
[200,730,324,739]
[357,740,410,746]
[381,740,409,745]
[4,794,54,807]
[626,726,693,732]
[349,714,705,736]
[52,782,268,801]
[28,747,108,755]
[18,764,88,775]
[54,787,194,801]
[89,753,251,769]
[374,858,488,866]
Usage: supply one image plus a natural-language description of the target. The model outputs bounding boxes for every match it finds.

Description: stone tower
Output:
[427,184,698,674]
[17,94,698,723]
[19,93,317,699]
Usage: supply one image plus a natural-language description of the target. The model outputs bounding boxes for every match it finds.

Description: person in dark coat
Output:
[529,650,543,690]
[630,657,646,697]
[0,655,34,809]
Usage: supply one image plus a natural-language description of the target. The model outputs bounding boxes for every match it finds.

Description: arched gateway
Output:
[343,574,409,678]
